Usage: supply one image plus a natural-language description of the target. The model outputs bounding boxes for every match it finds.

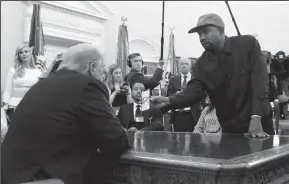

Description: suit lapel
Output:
[174,75,182,91]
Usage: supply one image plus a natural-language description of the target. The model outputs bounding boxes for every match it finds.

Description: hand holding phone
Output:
[121,82,130,91]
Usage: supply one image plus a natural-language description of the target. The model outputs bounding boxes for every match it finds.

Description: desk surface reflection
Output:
[108,132,289,184]
[123,131,289,169]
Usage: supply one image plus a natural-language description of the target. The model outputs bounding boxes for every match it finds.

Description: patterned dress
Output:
[194,106,221,133]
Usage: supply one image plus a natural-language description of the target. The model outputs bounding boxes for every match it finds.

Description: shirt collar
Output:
[222,36,232,54]
[133,101,141,109]
[131,69,142,74]
[181,72,191,78]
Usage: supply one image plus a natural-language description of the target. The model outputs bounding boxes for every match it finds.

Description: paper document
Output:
[141,89,150,111]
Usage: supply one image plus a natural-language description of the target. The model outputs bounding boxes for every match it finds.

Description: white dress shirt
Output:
[176,72,191,111]
[133,102,142,118]
[181,72,191,88]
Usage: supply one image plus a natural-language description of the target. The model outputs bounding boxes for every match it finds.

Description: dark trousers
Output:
[84,152,120,184]
[172,111,196,132]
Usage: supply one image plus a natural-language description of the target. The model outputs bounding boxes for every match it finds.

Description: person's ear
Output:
[89,63,96,76]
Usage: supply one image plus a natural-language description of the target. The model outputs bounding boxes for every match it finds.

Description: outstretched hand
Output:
[150,96,170,109]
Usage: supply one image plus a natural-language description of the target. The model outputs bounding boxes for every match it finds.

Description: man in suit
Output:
[125,53,164,90]
[167,57,202,132]
[117,80,163,131]
[1,43,129,184]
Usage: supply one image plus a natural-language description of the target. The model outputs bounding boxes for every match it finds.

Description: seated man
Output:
[1,43,129,184]
[117,80,163,131]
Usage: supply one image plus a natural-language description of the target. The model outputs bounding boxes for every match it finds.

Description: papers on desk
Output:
[152,84,161,96]
[141,89,150,111]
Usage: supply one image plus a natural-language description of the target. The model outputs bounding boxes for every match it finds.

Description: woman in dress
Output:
[2,44,43,123]
[194,97,221,133]
[107,64,132,107]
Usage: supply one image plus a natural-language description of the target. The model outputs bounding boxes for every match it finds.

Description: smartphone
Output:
[123,82,129,87]
[121,82,130,91]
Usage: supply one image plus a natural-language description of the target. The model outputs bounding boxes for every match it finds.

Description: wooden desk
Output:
[280,120,289,135]
[106,132,289,184]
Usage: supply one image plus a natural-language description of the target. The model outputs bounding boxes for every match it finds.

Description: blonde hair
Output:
[14,44,36,78]
[107,64,123,90]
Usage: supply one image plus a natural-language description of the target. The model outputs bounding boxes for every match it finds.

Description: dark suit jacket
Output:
[167,74,202,124]
[117,103,163,131]
[125,68,163,90]
[1,69,129,184]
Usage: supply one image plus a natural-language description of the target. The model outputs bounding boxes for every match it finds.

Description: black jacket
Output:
[125,68,163,90]
[117,103,163,131]
[1,69,128,184]
[168,35,270,134]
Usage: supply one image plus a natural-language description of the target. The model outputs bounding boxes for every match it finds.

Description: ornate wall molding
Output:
[22,1,111,44]
[24,1,110,21]
[41,20,102,38]
[88,1,114,17]
[129,37,159,63]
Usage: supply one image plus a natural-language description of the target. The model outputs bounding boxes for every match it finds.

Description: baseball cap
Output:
[188,13,225,34]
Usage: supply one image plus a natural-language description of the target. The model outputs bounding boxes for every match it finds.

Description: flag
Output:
[28,3,47,72]
[116,23,129,76]
[163,31,178,85]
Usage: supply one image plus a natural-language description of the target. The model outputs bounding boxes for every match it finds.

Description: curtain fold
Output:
[28,3,47,72]
[163,31,178,84]
[116,24,129,76]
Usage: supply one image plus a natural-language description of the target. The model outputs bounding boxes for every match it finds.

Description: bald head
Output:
[178,57,191,74]
[57,43,104,81]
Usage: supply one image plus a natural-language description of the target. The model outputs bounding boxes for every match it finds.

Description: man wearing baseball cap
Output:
[151,13,274,137]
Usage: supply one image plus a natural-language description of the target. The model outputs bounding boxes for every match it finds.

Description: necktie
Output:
[135,104,142,117]
[180,75,188,112]
[182,75,188,89]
